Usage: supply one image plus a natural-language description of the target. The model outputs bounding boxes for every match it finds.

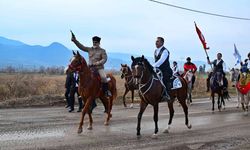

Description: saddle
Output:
[155,69,182,90]
[237,73,250,94]
[90,67,111,83]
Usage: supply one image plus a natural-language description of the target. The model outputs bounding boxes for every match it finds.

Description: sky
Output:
[1,0,250,69]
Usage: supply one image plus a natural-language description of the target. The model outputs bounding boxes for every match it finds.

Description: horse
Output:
[236,72,250,115]
[209,72,227,111]
[183,70,194,104]
[131,55,191,138]
[69,51,117,133]
[120,64,139,108]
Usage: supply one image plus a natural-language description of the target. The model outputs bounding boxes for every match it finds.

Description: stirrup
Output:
[105,90,112,97]
[161,93,170,102]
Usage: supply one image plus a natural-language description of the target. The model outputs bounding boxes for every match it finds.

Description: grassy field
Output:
[0,73,236,108]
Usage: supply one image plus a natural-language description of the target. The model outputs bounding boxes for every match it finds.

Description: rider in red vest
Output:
[183,57,197,88]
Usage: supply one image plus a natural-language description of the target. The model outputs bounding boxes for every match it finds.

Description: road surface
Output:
[0,97,249,150]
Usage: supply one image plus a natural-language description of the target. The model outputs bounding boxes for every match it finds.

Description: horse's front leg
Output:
[151,104,159,138]
[211,93,215,111]
[130,89,134,108]
[137,100,148,137]
[218,95,221,111]
[78,96,93,134]
[163,101,174,133]
[122,87,129,108]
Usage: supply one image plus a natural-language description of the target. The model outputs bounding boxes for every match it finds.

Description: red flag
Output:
[195,22,209,50]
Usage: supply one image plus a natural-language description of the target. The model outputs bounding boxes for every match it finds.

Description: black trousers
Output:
[64,87,70,106]
[162,69,172,91]
[69,87,83,110]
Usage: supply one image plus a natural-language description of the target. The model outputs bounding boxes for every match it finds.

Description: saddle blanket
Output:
[107,77,111,82]
[171,77,182,90]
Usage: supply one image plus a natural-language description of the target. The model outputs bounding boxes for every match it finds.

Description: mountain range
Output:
[0,36,207,70]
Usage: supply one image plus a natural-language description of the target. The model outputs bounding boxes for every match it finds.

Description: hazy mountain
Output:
[0,36,206,70]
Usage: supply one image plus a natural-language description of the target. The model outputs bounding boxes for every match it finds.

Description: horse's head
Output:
[131,55,156,84]
[214,72,224,87]
[184,69,193,82]
[120,64,130,79]
[68,51,87,72]
[131,55,145,79]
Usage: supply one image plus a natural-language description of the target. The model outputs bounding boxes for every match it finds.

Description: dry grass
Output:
[0,73,236,107]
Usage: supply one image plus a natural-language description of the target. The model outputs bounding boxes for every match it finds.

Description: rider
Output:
[183,57,197,89]
[207,52,228,88]
[71,33,112,97]
[172,61,180,76]
[152,37,172,101]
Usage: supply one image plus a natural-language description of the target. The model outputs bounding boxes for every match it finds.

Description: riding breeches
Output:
[98,69,108,83]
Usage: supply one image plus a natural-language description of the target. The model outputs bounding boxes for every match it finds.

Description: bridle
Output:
[133,62,159,101]
[68,57,85,73]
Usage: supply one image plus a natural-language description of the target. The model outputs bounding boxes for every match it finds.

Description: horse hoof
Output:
[137,134,141,139]
[163,129,169,133]
[77,128,83,134]
[87,126,93,130]
[130,104,134,108]
[187,124,192,129]
[104,121,109,126]
[244,111,248,116]
[151,133,158,139]
[163,126,170,133]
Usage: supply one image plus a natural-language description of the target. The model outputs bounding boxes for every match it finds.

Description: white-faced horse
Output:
[230,68,240,107]
[183,70,194,104]
[236,72,250,115]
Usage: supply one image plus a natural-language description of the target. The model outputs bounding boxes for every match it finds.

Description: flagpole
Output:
[204,47,213,70]
[194,22,213,70]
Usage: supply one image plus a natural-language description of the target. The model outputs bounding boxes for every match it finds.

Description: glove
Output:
[70,30,76,42]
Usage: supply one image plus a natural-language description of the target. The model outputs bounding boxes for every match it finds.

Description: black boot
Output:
[161,90,170,102]
[102,83,112,97]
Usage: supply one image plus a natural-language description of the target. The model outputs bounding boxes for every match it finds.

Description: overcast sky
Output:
[1,0,250,68]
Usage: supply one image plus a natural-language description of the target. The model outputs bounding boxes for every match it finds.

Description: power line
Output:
[148,0,250,21]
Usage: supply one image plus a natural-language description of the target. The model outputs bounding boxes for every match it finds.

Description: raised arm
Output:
[71,31,91,52]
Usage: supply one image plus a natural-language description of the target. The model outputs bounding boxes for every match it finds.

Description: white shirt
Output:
[152,45,169,68]
[74,72,79,87]
[172,65,179,75]
[247,59,250,69]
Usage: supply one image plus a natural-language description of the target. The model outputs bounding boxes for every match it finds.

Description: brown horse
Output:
[131,55,191,138]
[120,64,138,108]
[69,51,117,133]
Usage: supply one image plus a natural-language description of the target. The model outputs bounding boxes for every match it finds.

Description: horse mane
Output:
[131,56,157,77]
[142,58,157,77]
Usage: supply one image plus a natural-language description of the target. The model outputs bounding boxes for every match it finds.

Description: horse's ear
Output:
[142,55,144,60]
[131,56,135,61]
[121,64,123,67]
[72,50,76,55]
[124,64,127,67]
[77,51,80,56]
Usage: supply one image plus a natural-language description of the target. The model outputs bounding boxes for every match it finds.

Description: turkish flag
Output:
[195,22,209,50]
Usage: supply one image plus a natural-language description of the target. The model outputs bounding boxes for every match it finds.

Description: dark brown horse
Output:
[120,64,138,108]
[131,56,191,138]
[69,51,117,133]
[209,72,226,111]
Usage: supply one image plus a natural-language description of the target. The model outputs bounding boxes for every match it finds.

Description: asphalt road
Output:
[0,97,249,150]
